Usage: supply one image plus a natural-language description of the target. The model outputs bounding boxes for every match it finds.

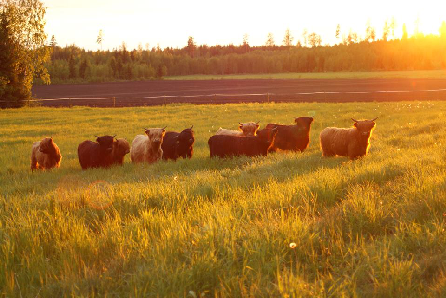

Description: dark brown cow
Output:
[208,127,278,158]
[78,135,116,169]
[264,117,314,152]
[162,126,195,161]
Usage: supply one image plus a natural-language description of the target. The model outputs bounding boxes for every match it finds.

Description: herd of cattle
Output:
[30,117,377,170]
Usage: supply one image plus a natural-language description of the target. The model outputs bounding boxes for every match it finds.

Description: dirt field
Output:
[31,78,446,107]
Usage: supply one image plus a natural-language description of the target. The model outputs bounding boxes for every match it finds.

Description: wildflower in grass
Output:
[289,242,297,249]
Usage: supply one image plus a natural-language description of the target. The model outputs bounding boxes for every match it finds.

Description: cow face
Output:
[178,128,195,145]
[39,137,57,155]
[145,128,166,149]
[257,127,278,144]
[294,117,314,130]
[352,118,377,137]
[113,138,130,157]
[238,122,260,136]
[96,135,115,153]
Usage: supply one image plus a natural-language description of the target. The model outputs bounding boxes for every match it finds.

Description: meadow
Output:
[1,101,446,297]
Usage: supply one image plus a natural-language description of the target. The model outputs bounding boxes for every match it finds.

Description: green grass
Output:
[166,70,446,80]
[1,101,446,297]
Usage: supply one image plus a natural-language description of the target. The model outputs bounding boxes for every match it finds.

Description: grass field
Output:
[1,101,446,297]
[166,70,446,80]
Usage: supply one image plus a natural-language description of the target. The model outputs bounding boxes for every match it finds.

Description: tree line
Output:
[45,30,446,84]
[2,0,446,107]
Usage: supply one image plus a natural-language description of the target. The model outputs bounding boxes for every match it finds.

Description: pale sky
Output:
[42,0,446,51]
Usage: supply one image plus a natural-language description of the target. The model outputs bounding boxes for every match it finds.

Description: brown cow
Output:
[320,118,377,160]
[31,137,62,170]
[264,117,314,152]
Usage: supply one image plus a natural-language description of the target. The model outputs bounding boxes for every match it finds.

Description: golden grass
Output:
[1,101,446,297]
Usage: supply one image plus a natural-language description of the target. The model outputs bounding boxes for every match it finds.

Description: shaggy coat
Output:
[131,128,166,163]
[208,128,278,158]
[162,126,195,161]
[320,118,377,160]
[31,137,62,170]
[78,136,116,169]
[215,122,260,137]
[110,138,130,165]
[265,117,314,152]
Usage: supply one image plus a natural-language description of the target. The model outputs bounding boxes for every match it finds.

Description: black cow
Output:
[264,117,314,152]
[208,128,277,158]
[162,126,195,161]
[78,135,116,169]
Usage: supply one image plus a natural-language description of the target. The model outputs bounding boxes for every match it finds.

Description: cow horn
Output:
[112,135,116,138]
[256,121,260,125]
[162,126,167,130]
[144,128,148,131]
[351,118,358,123]
[94,135,99,138]
[371,117,378,121]
[189,125,193,129]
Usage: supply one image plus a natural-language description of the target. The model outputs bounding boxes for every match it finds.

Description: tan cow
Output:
[215,122,260,137]
[131,127,166,163]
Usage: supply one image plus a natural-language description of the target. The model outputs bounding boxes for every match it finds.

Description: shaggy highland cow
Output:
[31,137,62,170]
[264,117,314,152]
[78,135,116,169]
[208,127,278,158]
[110,138,130,165]
[131,127,166,163]
[320,118,377,160]
[215,122,260,137]
[162,125,195,161]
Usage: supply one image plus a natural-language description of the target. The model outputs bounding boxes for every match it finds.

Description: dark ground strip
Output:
[30,78,446,107]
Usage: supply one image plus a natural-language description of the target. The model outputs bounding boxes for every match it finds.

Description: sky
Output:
[42,0,446,51]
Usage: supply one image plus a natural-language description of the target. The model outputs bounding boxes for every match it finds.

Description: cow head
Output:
[39,137,58,156]
[95,135,116,153]
[145,126,166,149]
[178,126,195,146]
[257,126,278,145]
[294,117,314,131]
[238,121,260,136]
[113,138,130,157]
[352,117,377,137]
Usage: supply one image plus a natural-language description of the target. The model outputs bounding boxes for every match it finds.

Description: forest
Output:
[43,25,446,84]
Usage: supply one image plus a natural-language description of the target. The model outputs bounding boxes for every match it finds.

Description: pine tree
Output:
[265,32,275,48]
[282,28,294,47]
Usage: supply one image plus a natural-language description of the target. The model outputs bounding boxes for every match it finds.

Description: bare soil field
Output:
[31,78,446,107]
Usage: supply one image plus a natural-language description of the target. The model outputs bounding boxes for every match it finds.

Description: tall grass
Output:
[1,101,446,297]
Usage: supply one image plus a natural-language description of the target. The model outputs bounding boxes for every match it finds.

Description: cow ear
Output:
[239,123,243,130]
[353,122,358,128]
[144,129,150,136]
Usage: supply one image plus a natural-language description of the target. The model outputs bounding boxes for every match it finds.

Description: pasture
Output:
[1,101,446,297]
